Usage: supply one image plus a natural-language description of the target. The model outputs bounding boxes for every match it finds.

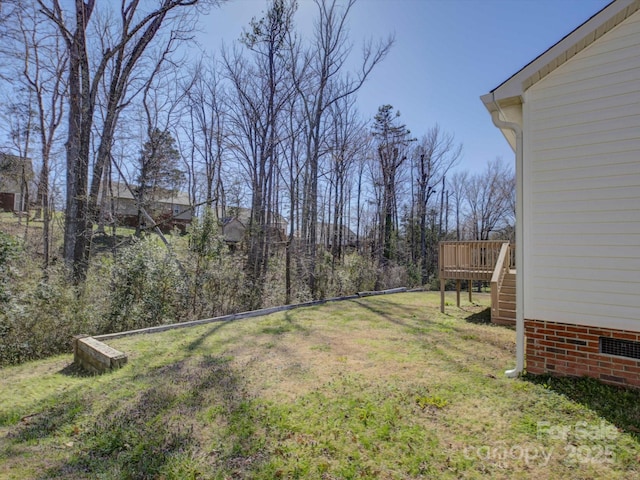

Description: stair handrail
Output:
[490,242,511,319]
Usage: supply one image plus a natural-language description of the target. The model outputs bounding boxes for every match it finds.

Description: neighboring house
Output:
[220,217,246,248]
[0,153,34,212]
[481,0,640,388]
[217,206,287,246]
[294,223,359,248]
[316,222,358,248]
[104,181,192,232]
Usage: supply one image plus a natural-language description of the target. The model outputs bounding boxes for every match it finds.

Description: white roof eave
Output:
[482,0,639,111]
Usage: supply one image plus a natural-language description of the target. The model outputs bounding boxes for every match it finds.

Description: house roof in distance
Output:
[106,181,190,206]
[217,206,287,227]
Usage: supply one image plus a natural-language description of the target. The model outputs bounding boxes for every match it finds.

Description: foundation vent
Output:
[599,337,640,360]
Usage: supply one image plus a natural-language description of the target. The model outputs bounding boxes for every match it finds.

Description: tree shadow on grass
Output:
[464,307,492,325]
[350,298,437,333]
[524,373,640,442]
[186,319,233,352]
[7,395,86,444]
[58,362,96,378]
[38,355,274,479]
[260,310,311,336]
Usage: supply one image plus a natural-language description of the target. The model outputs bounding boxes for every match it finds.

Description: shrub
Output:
[24,281,84,361]
[187,252,247,318]
[375,262,411,290]
[0,263,88,366]
[405,262,422,288]
[188,208,225,260]
[183,210,242,317]
[343,253,377,293]
[0,230,19,303]
[313,250,333,300]
[105,237,186,334]
[0,231,27,365]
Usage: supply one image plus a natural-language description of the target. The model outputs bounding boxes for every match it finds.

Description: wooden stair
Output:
[439,241,516,323]
[492,270,515,325]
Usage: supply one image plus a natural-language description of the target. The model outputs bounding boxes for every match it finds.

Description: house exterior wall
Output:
[113,198,139,217]
[0,154,33,212]
[222,219,245,243]
[523,10,640,334]
[171,203,192,221]
[3,189,28,212]
[108,190,192,232]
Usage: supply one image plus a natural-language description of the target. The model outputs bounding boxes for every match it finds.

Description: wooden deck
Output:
[439,241,516,324]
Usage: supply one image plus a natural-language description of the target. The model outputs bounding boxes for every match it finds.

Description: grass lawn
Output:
[1,292,639,479]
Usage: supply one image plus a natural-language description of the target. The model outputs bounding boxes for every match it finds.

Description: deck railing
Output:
[439,241,510,281]
[439,240,515,316]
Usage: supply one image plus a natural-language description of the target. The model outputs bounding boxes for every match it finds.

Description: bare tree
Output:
[0,0,21,82]
[5,98,33,225]
[326,95,364,263]
[279,92,306,304]
[13,4,68,273]
[464,157,514,241]
[293,0,393,297]
[223,0,297,308]
[185,57,227,211]
[353,134,373,253]
[412,125,461,283]
[371,105,412,267]
[133,42,195,235]
[38,0,211,283]
[447,170,468,241]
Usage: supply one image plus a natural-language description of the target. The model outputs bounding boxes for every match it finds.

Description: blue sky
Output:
[199,0,612,174]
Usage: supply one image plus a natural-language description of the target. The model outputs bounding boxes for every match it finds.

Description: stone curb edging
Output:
[94,287,421,341]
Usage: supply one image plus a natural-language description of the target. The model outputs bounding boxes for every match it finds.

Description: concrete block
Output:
[73,335,127,374]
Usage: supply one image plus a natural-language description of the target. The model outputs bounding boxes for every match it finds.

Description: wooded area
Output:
[0,0,514,365]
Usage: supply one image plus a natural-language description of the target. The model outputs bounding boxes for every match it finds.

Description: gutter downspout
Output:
[490,108,524,378]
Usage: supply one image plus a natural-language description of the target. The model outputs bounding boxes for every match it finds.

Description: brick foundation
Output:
[525,319,640,389]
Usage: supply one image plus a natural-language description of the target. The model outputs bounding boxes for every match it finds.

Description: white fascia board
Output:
[487,0,637,105]
[481,0,639,150]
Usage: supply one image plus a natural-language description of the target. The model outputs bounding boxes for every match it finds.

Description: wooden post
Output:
[456,280,461,307]
[440,278,445,313]
[468,279,472,303]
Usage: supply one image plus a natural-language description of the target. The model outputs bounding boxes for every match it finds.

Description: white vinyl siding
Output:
[523,11,640,331]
